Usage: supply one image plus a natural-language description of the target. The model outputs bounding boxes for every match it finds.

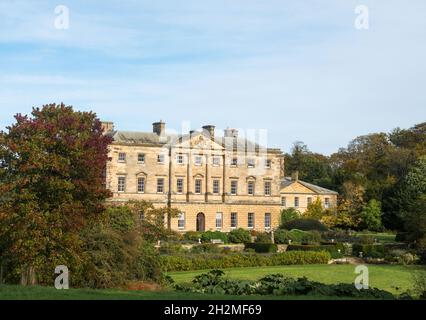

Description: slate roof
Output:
[108,130,282,153]
[280,177,338,195]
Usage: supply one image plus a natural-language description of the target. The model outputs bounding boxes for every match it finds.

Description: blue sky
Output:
[0,0,425,154]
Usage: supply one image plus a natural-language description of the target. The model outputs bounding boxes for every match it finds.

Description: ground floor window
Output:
[248,212,255,229]
[325,197,330,208]
[264,213,271,230]
[230,212,238,228]
[294,196,299,207]
[118,176,126,192]
[281,196,286,207]
[178,212,185,230]
[216,212,223,229]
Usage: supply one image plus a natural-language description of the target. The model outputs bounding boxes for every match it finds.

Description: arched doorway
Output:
[196,212,205,232]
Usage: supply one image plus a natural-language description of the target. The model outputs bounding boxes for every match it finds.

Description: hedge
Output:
[352,244,385,258]
[160,251,331,272]
[287,243,345,259]
[281,219,328,232]
[245,243,277,253]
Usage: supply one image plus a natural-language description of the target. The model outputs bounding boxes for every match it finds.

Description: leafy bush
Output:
[280,208,299,225]
[201,231,228,243]
[255,232,272,243]
[352,244,385,258]
[176,270,396,299]
[386,249,419,265]
[281,219,328,232]
[274,229,321,244]
[321,230,358,243]
[287,243,345,259]
[190,244,222,254]
[356,235,375,244]
[245,243,277,253]
[228,228,251,244]
[183,231,202,242]
[159,243,184,255]
[160,251,331,272]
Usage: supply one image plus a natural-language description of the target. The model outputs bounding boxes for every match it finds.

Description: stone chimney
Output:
[101,121,114,133]
[291,170,299,181]
[202,125,215,140]
[153,120,165,136]
[224,128,238,138]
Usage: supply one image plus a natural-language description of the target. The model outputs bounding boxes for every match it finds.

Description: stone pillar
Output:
[205,153,209,203]
[187,151,192,202]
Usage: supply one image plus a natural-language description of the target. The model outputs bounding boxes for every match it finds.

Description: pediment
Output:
[172,133,224,151]
[280,181,316,194]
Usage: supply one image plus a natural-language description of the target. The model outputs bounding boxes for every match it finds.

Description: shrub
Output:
[274,229,321,244]
[352,244,385,258]
[201,231,228,243]
[395,232,408,242]
[160,251,331,272]
[280,208,299,226]
[190,244,222,254]
[159,243,184,255]
[176,270,395,299]
[386,249,419,265]
[321,230,358,243]
[245,243,277,253]
[228,228,251,244]
[356,234,375,245]
[282,219,328,232]
[287,243,345,259]
[184,231,202,242]
[255,232,272,243]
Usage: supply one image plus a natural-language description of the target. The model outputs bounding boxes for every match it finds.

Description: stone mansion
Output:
[102,121,338,232]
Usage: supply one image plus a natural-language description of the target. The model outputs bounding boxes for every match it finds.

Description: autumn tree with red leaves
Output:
[0,103,112,285]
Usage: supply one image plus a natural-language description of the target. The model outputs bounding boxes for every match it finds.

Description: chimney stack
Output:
[153,120,165,136]
[202,125,215,140]
[224,128,238,138]
[101,121,114,133]
[291,170,299,181]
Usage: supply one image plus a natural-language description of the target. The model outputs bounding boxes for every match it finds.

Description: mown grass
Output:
[355,232,396,243]
[168,264,424,294]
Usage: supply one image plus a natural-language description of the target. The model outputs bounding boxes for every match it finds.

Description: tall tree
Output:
[0,103,112,285]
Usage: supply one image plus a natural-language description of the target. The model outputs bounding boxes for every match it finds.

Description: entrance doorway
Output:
[196,212,205,232]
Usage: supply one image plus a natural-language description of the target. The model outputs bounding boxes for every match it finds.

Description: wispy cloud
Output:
[0,0,425,154]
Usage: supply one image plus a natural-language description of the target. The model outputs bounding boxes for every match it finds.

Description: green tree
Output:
[0,103,112,285]
[280,208,300,226]
[304,198,325,220]
[360,199,382,231]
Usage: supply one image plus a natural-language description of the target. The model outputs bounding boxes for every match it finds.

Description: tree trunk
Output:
[20,265,37,286]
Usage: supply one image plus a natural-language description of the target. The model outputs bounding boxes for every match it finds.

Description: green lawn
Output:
[168,264,425,294]
[355,232,396,243]
[1,264,423,300]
